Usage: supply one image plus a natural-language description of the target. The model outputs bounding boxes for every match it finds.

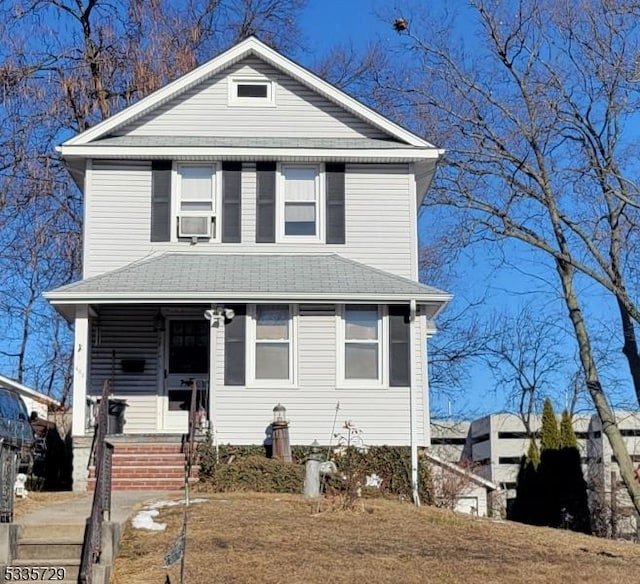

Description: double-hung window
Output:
[177,164,217,239]
[279,165,322,240]
[341,305,383,384]
[253,304,293,383]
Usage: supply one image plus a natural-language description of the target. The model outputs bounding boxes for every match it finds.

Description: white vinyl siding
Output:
[83,306,428,443]
[88,305,160,433]
[344,165,413,277]
[211,307,426,446]
[118,57,387,139]
[84,160,152,277]
[84,163,414,279]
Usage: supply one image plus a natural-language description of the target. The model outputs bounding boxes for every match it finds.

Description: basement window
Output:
[229,78,275,106]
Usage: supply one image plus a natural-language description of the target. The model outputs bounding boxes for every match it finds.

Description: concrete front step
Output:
[9,559,81,581]
[20,525,86,540]
[16,538,83,561]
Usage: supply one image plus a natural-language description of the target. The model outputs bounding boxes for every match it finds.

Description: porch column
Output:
[72,304,90,437]
[208,305,217,437]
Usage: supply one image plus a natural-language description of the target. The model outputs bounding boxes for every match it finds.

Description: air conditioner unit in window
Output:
[178,215,213,238]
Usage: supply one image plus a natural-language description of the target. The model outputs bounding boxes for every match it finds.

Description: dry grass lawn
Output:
[13,491,81,519]
[111,493,640,584]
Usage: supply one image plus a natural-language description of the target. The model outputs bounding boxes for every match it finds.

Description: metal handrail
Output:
[79,380,113,584]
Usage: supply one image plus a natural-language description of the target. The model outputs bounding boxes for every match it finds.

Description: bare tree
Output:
[418,237,488,408]
[483,308,575,436]
[378,0,640,513]
[0,0,308,397]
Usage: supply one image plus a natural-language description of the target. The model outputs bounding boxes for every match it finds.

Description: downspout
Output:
[409,298,420,506]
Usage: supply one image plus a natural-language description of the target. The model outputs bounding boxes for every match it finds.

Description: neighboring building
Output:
[44,37,450,490]
[429,419,470,462]
[432,412,640,536]
[0,374,61,419]
[426,452,498,517]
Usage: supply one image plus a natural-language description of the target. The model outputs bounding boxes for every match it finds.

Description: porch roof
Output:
[45,253,451,317]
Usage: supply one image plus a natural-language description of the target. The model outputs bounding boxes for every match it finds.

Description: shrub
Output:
[196,440,433,503]
[208,456,304,493]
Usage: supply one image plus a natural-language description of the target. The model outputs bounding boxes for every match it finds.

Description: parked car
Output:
[0,386,34,473]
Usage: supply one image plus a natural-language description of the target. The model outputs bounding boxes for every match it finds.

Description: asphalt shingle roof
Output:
[46,253,449,303]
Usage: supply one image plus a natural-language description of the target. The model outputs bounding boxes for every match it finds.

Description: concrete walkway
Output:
[18,491,176,527]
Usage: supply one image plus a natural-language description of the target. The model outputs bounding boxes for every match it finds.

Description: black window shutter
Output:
[389,305,411,387]
[325,163,345,244]
[222,162,242,243]
[150,160,172,242]
[256,162,276,243]
[225,305,246,386]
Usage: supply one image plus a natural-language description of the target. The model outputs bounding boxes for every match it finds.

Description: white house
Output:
[45,37,450,490]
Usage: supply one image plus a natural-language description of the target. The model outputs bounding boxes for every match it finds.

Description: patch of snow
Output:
[132,498,209,530]
[147,498,208,510]
[132,509,166,531]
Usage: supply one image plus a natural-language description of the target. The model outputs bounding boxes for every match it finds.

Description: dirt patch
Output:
[111,493,640,584]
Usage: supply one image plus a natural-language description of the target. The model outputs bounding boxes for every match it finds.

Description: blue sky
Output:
[298,1,539,416]
[300,0,391,51]
[4,0,629,419]
[295,0,633,419]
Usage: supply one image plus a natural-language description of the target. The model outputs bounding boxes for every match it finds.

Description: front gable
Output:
[61,37,438,150]
[115,56,390,140]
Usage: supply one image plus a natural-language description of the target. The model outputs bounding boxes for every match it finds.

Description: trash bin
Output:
[107,399,128,434]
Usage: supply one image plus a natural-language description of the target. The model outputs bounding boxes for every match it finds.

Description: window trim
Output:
[171,162,222,242]
[228,77,276,107]
[276,163,325,243]
[246,303,298,388]
[337,304,387,389]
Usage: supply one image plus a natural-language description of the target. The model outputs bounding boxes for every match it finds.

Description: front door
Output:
[163,319,210,432]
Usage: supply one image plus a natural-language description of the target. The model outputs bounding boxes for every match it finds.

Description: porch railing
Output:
[182,379,203,477]
[79,380,113,584]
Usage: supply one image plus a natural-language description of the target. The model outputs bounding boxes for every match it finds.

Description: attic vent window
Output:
[229,78,275,106]
[237,84,268,98]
